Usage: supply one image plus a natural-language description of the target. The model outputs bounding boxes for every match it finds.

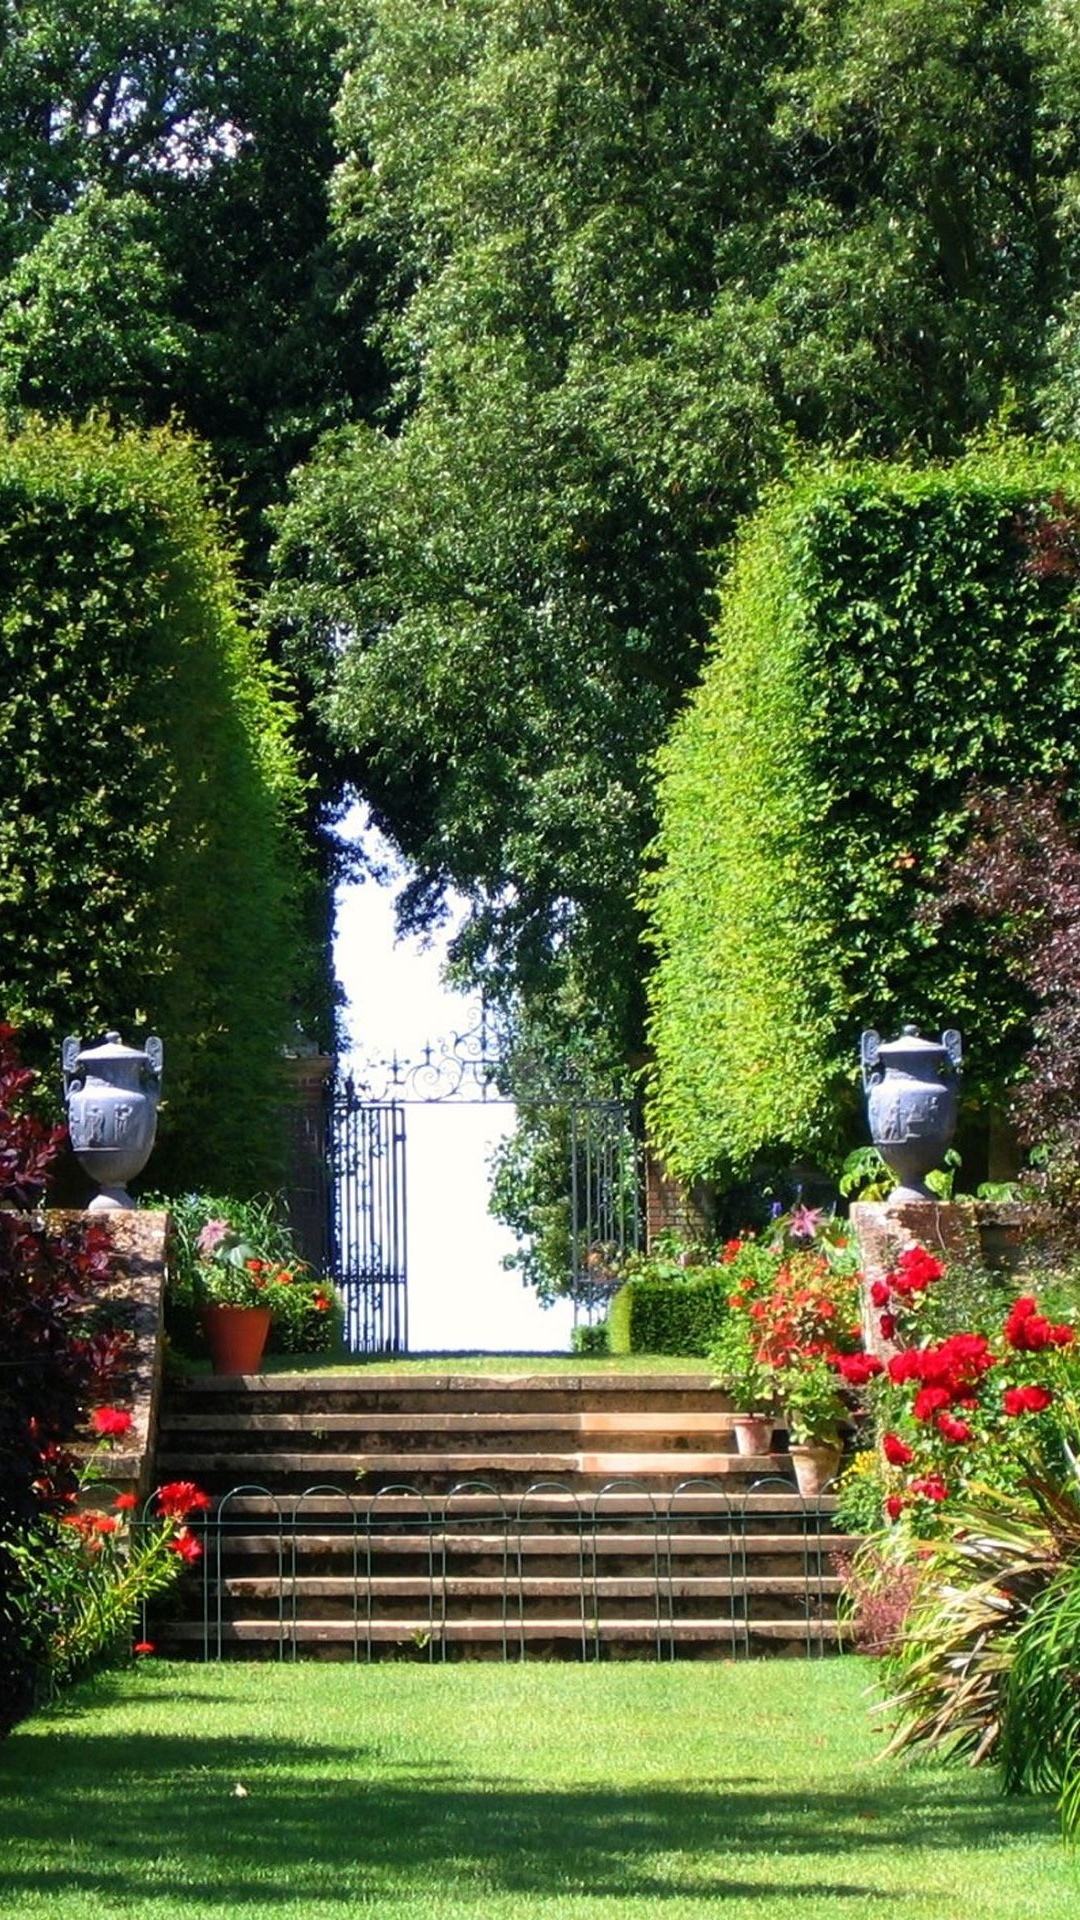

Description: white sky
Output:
[332,807,575,1353]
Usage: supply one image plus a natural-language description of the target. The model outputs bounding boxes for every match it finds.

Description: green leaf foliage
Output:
[0,0,367,569]
[608,1275,729,1357]
[274,0,1080,1066]
[0,418,306,1190]
[645,446,1080,1185]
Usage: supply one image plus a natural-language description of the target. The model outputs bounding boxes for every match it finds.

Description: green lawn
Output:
[0,1659,1075,1919]
[177,1351,713,1377]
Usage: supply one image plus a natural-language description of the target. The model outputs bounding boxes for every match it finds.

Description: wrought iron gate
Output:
[331,1093,408,1353]
[329,1011,642,1355]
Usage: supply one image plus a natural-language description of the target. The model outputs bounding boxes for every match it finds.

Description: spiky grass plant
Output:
[880,1465,1080,1839]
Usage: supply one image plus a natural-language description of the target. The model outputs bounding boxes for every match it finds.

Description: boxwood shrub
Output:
[608,1273,729,1356]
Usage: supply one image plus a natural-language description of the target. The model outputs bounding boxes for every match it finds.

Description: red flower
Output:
[133,1641,156,1656]
[879,1314,897,1341]
[912,1385,953,1422]
[169,1528,202,1563]
[936,1413,973,1444]
[835,1352,884,1386]
[114,1492,138,1511]
[312,1292,332,1312]
[870,1279,891,1308]
[1003,1384,1053,1416]
[882,1432,914,1466]
[91,1407,133,1438]
[895,1246,945,1293]
[721,1239,743,1265]
[1005,1295,1076,1353]
[910,1472,948,1502]
[885,1493,906,1521]
[156,1480,212,1519]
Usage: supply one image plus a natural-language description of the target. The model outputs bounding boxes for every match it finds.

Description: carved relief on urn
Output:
[860,1025,961,1204]
[62,1031,163,1210]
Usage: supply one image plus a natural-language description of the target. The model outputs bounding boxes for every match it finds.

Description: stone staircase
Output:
[150,1371,854,1659]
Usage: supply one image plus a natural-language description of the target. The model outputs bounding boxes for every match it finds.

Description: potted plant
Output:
[777,1354,847,1496]
[709,1314,776,1457]
[192,1219,277,1375]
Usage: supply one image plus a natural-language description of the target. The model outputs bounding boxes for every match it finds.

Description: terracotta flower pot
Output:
[731,1413,774,1457]
[200,1304,272,1376]
[789,1440,841,1497]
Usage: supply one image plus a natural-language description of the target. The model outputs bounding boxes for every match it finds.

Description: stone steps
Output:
[160,1616,842,1656]
[150,1372,851,1660]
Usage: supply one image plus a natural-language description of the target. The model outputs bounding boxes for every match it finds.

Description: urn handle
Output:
[143,1034,163,1087]
[62,1034,82,1094]
[942,1028,962,1078]
[860,1029,881,1094]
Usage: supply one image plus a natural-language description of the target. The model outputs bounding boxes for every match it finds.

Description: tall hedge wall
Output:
[645,445,1080,1186]
[0,418,306,1191]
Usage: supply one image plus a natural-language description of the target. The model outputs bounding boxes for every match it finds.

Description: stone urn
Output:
[860,1025,961,1205]
[62,1030,163,1210]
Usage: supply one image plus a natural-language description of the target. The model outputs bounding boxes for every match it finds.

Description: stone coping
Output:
[185,1371,721,1393]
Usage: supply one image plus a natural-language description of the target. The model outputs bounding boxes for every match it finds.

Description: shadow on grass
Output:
[0,1685,1059,1911]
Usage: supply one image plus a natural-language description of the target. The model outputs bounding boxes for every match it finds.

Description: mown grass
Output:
[1,1658,1076,1919]
[176,1351,714,1377]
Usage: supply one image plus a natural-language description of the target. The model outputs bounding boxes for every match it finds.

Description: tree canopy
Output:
[0,0,373,565]
[272,0,1080,1069]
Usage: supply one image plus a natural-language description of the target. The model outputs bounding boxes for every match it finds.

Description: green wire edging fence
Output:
[174,1477,843,1664]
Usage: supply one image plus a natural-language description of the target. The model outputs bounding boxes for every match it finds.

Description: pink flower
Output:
[196,1219,231,1257]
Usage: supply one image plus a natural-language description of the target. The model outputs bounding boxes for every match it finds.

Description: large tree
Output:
[0,0,374,566]
[272,0,1079,1070]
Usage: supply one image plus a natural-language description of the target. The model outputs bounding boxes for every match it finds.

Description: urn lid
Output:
[862,1024,962,1074]
[74,1031,147,1067]
[877,1024,948,1061]
[63,1031,163,1081]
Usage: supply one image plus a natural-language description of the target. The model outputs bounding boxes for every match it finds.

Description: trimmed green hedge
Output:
[645,445,1080,1186]
[608,1275,729,1356]
[0,418,306,1190]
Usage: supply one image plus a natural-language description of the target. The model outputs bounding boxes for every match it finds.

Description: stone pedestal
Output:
[849,1201,979,1359]
[49,1208,169,1498]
